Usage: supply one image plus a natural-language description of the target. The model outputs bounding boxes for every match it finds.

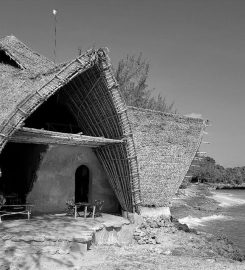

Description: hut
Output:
[0,35,208,217]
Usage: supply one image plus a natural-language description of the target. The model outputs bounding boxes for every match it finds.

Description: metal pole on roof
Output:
[53,9,57,63]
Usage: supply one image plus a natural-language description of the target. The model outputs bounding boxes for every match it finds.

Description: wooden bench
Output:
[0,204,34,222]
[74,202,96,219]
[66,200,104,219]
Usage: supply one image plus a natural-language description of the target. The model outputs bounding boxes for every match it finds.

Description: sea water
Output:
[179,190,245,253]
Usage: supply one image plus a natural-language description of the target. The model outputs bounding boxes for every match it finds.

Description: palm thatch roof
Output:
[0,35,208,214]
[127,106,207,207]
[0,35,140,213]
[0,35,54,72]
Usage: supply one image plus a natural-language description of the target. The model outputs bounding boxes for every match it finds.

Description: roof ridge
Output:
[127,106,206,123]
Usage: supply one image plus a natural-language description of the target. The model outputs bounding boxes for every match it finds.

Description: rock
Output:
[0,263,9,270]
[138,239,145,245]
[155,248,162,254]
[163,250,172,255]
[42,246,57,255]
[206,259,215,263]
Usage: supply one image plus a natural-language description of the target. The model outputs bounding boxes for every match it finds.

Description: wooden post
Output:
[75,205,77,219]
[84,206,87,219]
[92,206,96,219]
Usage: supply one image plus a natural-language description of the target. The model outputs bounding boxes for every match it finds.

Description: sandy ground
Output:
[1,244,244,270]
[1,187,245,269]
[78,245,245,270]
[1,222,245,270]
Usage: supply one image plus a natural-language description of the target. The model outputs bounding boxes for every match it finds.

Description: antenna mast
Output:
[52,9,57,63]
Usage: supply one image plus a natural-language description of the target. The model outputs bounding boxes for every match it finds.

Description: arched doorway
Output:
[75,165,90,203]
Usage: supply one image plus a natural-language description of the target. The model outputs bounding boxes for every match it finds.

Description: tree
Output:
[115,53,176,113]
[187,156,245,187]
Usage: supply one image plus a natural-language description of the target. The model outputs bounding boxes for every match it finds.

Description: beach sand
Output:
[1,185,245,269]
[1,239,244,270]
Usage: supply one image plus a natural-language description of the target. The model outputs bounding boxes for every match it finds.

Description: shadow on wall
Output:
[26,145,121,215]
[0,142,48,203]
[0,143,121,215]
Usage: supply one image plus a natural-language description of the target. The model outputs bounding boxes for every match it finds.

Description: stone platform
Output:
[0,213,135,258]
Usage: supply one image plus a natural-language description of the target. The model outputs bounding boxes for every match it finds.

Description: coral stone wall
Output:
[127,107,206,207]
[27,145,119,214]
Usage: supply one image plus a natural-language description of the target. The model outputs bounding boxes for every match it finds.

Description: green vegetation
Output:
[115,53,176,113]
[188,156,245,187]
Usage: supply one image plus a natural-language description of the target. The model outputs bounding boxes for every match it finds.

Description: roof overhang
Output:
[9,127,124,147]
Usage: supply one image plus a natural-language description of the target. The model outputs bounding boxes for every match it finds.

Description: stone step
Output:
[4,238,93,256]
[3,230,94,243]
[3,230,95,256]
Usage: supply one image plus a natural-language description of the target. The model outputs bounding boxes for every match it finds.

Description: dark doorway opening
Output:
[75,165,89,203]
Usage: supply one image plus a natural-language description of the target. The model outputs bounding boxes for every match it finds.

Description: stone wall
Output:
[27,145,119,214]
[127,106,206,207]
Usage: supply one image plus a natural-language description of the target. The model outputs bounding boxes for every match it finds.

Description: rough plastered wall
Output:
[27,145,119,214]
[127,107,206,207]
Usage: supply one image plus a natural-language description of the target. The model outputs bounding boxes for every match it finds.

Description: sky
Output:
[0,0,245,167]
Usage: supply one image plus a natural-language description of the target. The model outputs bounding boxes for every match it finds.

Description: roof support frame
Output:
[9,127,123,147]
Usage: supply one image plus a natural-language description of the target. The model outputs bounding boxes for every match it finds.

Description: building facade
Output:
[0,36,207,216]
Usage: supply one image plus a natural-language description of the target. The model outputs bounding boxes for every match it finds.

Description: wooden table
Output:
[74,202,96,219]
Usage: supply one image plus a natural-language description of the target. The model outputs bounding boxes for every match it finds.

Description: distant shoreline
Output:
[171,184,221,220]
[215,185,245,190]
[171,184,245,261]
[205,183,245,190]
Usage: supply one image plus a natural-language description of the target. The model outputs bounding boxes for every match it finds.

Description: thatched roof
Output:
[0,35,140,213]
[0,35,54,72]
[0,35,208,214]
[127,106,207,207]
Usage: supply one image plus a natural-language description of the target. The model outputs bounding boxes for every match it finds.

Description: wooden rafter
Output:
[9,127,123,147]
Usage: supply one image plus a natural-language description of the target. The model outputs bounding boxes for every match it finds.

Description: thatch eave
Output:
[127,106,208,207]
[0,35,55,73]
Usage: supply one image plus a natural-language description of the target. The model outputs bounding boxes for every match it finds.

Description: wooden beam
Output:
[9,127,123,147]
[196,151,206,155]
